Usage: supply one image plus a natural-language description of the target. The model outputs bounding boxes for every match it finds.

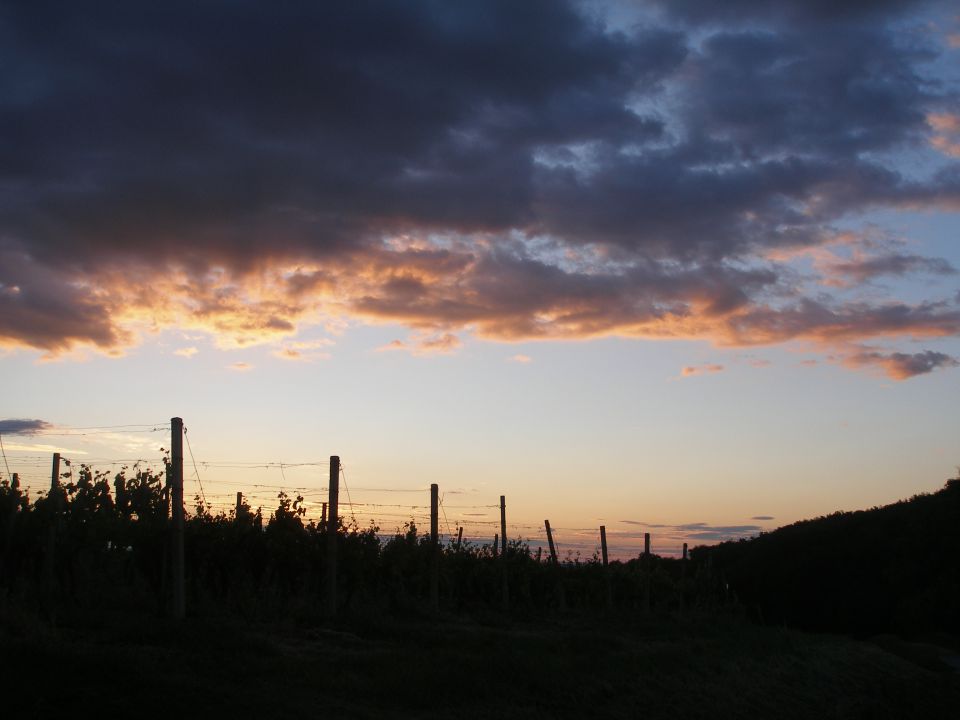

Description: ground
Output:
[3,604,958,719]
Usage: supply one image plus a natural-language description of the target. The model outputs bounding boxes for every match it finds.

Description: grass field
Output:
[3,603,958,719]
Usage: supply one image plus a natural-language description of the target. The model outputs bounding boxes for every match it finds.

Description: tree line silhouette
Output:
[700,477,960,637]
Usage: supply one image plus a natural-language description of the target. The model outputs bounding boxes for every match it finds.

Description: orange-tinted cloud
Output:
[174,347,198,358]
[272,339,333,362]
[680,363,725,377]
[841,348,959,379]
[228,362,253,372]
[511,354,533,363]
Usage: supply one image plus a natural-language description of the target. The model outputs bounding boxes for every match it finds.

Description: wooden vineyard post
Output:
[500,495,509,610]
[642,531,651,615]
[680,542,689,612]
[321,502,328,531]
[326,455,339,617]
[1,473,19,581]
[493,533,498,558]
[545,520,558,564]
[600,525,612,609]
[544,520,565,610]
[170,418,185,620]
[235,492,243,515]
[43,454,61,618]
[430,483,439,615]
[456,526,463,551]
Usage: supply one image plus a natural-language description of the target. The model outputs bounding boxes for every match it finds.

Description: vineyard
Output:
[0,456,719,623]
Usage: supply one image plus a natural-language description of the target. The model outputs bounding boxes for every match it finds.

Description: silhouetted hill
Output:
[701,478,960,636]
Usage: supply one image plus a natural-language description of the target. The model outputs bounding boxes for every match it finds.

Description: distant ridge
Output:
[703,477,960,636]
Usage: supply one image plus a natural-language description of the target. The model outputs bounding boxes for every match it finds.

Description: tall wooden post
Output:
[43,453,61,618]
[51,452,61,493]
[601,525,612,610]
[321,502,328,531]
[499,496,507,556]
[544,519,565,610]
[430,483,439,615]
[681,542,689,607]
[456,526,463,551]
[326,456,339,617]
[1,473,20,585]
[545,520,558,565]
[235,491,243,514]
[641,530,651,615]
[499,495,508,610]
[600,525,609,567]
[170,418,185,620]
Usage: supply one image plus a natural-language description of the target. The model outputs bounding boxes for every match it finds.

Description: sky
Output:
[1,0,959,558]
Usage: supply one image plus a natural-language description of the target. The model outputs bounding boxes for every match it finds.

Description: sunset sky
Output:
[2,1,959,558]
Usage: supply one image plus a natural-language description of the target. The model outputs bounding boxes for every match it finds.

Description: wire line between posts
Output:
[182,426,207,507]
[439,493,452,538]
[0,433,11,479]
[340,463,357,526]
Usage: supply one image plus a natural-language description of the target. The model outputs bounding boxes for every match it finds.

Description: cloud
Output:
[174,347,198,358]
[416,333,461,355]
[0,1,956,379]
[929,113,960,157]
[376,332,460,356]
[0,418,53,435]
[228,362,253,372]
[2,442,88,455]
[818,252,957,286]
[272,339,333,361]
[752,515,775,521]
[618,519,764,542]
[680,363,725,377]
[510,354,533,363]
[842,348,959,379]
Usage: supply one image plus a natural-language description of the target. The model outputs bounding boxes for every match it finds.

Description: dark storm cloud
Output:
[0,0,685,266]
[0,0,958,375]
[0,419,53,435]
[652,0,933,25]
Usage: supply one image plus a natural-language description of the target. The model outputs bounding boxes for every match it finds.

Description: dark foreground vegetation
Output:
[1,467,959,717]
[3,604,959,719]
